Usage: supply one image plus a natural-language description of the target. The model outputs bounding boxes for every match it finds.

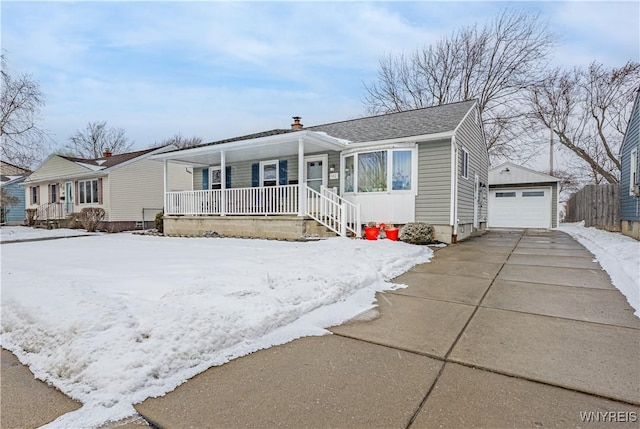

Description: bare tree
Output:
[0,54,50,167]
[156,133,203,149]
[0,187,20,224]
[528,61,640,184]
[65,121,132,158]
[363,9,554,159]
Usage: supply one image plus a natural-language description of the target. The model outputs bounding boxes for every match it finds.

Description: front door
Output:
[65,181,74,214]
[305,155,328,193]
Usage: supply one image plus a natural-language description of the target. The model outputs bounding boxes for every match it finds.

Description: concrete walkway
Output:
[2,229,639,428]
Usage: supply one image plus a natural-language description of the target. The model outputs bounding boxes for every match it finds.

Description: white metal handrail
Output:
[306,186,361,237]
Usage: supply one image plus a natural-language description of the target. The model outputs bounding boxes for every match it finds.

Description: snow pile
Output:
[0,226,96,242]
[1,235,431,428]
[558,222,640,316]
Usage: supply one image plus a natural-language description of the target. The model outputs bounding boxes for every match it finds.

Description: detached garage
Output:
[488,162,560,229]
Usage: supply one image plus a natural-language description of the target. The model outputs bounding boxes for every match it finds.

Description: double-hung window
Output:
[343,148,414,194]
[30,186,39,205]
[461,148,469,179]
[50,183,59,203]
[78,179,100,204]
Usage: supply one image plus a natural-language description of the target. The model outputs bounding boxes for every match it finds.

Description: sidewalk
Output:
[2,229,639,428]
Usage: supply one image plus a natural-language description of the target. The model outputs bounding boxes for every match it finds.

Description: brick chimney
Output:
[102,150,112,158]
[291,116,303,130]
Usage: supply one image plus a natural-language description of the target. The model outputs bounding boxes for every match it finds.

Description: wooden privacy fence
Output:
[565,184,620,231]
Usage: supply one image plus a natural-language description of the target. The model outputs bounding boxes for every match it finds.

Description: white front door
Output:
[305,155,328,192]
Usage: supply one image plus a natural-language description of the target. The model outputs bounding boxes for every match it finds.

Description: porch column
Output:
[163,159,168,212]
[298,138,305,216]
[220,150,226,216]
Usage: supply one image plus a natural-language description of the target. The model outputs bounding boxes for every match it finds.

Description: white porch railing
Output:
[165,184,360,237]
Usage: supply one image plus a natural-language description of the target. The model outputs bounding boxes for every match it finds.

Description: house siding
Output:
[415,139,452,224]
[110,159,191,222]
[454,107,489,228]
[193,151,340,190]
[620,94,640,222]
[1,178,27,224]
[24,156,87,183]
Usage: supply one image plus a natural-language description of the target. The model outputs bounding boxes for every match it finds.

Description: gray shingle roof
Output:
[60,147,162,169]
[308,100,477,142]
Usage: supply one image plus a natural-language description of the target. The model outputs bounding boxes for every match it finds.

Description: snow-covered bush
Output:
[79,207,105,232]
[399,222,434,244]
[155,211,164,233]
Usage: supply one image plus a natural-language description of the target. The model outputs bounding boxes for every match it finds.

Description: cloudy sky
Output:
[2,1,638,158]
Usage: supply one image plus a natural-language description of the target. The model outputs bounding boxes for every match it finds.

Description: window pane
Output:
[211,168,221,185]
[522,191,545,197]
[358,151,387,192]
[92,180,99,203]
[344,156,354,192]
[392,150,412,190]
[495,191,516,197]
[79,182,85,203]
[263,163,277,181]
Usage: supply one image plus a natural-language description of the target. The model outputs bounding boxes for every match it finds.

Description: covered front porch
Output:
[151,130,361,238]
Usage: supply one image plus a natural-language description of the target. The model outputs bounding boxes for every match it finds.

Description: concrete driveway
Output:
[2,229,639,428]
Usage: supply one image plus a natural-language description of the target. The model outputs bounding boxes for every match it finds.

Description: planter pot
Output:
[385,228,399,241]
[364,226,380,240]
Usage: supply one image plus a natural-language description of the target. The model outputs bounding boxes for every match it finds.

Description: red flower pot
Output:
[385,228,399,241]
[364,226,380,240]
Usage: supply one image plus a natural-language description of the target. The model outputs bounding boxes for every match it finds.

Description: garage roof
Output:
[489,162,559,185]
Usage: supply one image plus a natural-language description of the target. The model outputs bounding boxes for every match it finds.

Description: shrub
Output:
[155,211,164,233]
[78,207,105,232]
[25,209,37,227]
[399,222,434,244]
[66,212,82,229]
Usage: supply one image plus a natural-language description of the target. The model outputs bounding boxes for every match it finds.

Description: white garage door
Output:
[488,187,551,228]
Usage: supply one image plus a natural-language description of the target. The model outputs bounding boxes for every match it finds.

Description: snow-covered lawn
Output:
[558,222,640,316]
[1,234,431,428]
[0,226,97,243]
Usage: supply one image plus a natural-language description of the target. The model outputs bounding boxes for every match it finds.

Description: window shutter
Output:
[278,160,288,185]
[225,166,232,188]
[75,181,79,206]
[98,178,103,204]
[202,168,209,190]
[48,184,52,203]
[251,163,259,187]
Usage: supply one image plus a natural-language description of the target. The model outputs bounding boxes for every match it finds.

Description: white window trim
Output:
[630,148,638,196]
[461,148,469,179]
[340,147,417,195]
[78,179,99,204]
[259,159,279,187]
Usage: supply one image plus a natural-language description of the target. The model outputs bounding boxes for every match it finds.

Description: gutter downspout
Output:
[452,135,459,244]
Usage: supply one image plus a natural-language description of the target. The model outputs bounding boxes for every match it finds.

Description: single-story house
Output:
[620,89,640,240]
[23,146,192,232]
[151,100,489,243]
[488,162,559,229]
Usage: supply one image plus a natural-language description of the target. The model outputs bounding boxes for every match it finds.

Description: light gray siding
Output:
[193,151,340,190]
[454,106,489,226]
[415,139,452,224]
[621,93,640,222]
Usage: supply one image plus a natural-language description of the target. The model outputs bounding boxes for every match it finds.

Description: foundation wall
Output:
[621,220,640,240]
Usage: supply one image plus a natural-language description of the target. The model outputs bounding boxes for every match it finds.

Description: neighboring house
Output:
[620,89,640,240]
[0,160,31,180]
[1,175,29,225]
[152,100,489,243]
[488,162,560,229]
[23,146,192,232]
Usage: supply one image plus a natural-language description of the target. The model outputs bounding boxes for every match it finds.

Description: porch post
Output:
[298,138,305,216]
[163,159,168,212]
[220,150,226,216]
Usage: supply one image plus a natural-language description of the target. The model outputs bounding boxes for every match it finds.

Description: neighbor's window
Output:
[358,151,387,192]
[79,179,99,204]
[630,148,638,196]
[30,186,39,205]
[344,155,354,192]
[343,149,414,193]
[461,148,469,179]
[495,191,516,197]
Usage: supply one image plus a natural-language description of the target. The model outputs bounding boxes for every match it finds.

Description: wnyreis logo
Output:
[579,411,637,423]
